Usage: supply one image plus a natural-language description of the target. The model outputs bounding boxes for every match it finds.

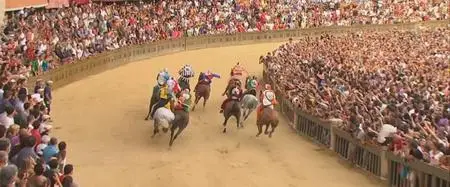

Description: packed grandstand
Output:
[0,0,448,186]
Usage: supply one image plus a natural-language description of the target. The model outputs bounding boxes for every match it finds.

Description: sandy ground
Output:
[51,43,382,187]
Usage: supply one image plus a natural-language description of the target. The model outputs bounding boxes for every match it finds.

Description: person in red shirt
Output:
[31,120,42,150]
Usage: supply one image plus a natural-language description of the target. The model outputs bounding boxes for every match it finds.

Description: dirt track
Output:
[51,43,382,187]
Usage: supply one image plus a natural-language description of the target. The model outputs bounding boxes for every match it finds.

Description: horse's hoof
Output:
[264,131,269,135]
[222,128,227,133]
[145,118,148,121]
[269,134,273,138]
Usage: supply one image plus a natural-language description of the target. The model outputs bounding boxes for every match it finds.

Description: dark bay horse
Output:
[169,109,190,147]
[192,83,210,111]
[222,100,242,133]
[256,107,279,138]
[222,78,242,97]
[145,85,161,120]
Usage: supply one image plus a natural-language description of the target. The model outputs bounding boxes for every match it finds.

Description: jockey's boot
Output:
[220,98,230,113]
[257,105,265,119]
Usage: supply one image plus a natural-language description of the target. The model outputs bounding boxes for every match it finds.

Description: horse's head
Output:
[246,89,257,97]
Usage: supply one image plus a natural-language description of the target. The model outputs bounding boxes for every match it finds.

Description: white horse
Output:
[151,107,175,137]
[240,94,259,126]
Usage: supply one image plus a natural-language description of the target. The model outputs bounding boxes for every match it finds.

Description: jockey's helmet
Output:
[264,84,272,90]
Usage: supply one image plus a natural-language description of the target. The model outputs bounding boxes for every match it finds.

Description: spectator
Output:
[43,81,52,115]
[44,158,62,187]
[5,125,20,140]
[263,27,449,169]
[9,129,30,159]
[36,135,50,158]
[12,136,37,171]
[30,121,42,148]
[0,126,6,139]
[61,164,77,187]
[26,163,48,187]
[42,138,58,164]
[0,165,19,187]
[0,138,10,153]
[57,142,67,171]
[0,151,8,168]
[0,106,15,130]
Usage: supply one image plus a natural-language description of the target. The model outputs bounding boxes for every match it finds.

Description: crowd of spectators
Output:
[261,27,449,170]
[0,0,448,79]
[0,78,77,186]
[0,0,447,184]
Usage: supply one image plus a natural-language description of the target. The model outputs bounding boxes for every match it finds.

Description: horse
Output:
[145,79,181,120]
[169,109,189,147]
[229,65,248,87]
[256,107,279,138]
[151,100,175,138]
[240,92,258,126]
[192,83,210,111]
[145,85,161,120]
[222,78,242,97]
[151,98,190,147]
[222,99,242,133]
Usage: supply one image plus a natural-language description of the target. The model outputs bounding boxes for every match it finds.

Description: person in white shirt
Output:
[377,124,397,145]
[428,143,444,166]
[0,107,15,130]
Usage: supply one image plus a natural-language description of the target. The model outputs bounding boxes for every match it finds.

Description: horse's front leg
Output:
[222,116,230,133]
[256,123,263,137]
[244,108,253,121]
[170,126,186,147]
[192,95,200,111]
[169,127,176,146]
[269,124,277,138]
[152,125,159,138]
[236,113,242,129]
[145,99,155,120]
[202,98,207,110]
[241,109,247,122]
[264,124,270,135]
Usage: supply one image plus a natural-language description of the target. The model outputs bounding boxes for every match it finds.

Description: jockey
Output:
[257,84,278,118]
[178,64,195,91]
[195,70,220,91]
[174,88,192,112]
[230,62,243,76]
[167,77,181,98]
[245,76,258,91]
[220,81,243,113]
[149,75,172,119]
[178,64,195,78]
[157,68,170,86]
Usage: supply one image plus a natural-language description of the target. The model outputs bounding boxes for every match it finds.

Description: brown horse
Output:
[256,107,279,138]
[222,79,242,97]
[169,109,189,147]
[222,100,242,133]
[192,83,210,111]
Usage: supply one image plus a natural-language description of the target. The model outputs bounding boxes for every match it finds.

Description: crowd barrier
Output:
[26,20,449,186]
